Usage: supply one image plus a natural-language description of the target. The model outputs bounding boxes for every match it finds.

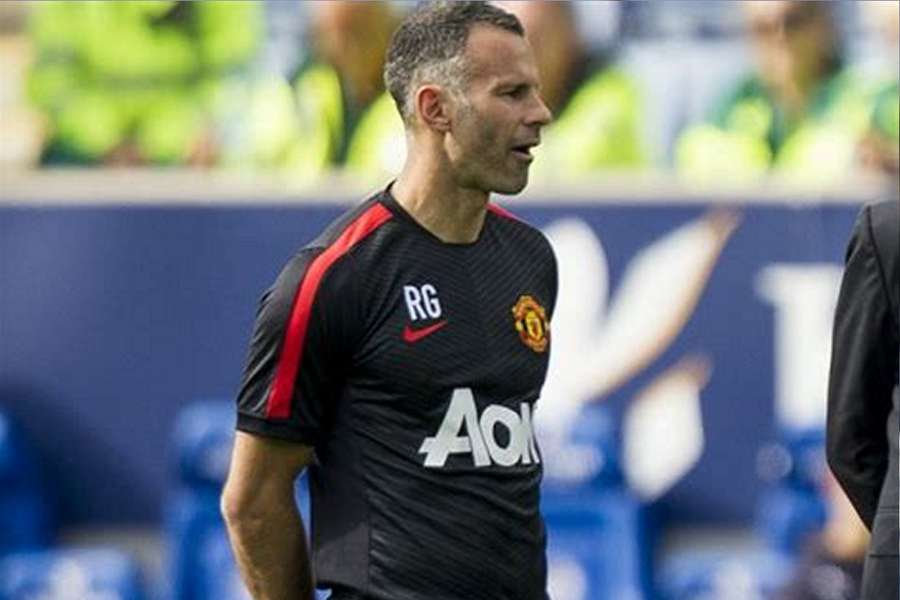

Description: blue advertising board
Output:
[0,197,861,526]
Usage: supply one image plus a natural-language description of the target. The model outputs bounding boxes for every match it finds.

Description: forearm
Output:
[224,495,315,600]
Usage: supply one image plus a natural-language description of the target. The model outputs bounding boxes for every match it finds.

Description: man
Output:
[221,3,555,600]
[677,1,876,185]
[827,197,899,600]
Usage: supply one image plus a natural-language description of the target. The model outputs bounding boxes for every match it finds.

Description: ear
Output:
[414,85,452,133]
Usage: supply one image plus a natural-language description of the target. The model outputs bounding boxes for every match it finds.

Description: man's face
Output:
[445,26,552,195]
[745,1,835,91]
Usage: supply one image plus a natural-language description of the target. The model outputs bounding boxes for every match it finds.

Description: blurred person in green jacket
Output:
[497,1,646,181]
[28,1,261,166]
[239,1,400,180]
[676,1,876,186]
[858,1,899,177]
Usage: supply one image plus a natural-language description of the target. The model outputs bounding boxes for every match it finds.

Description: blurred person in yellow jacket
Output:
[676,1,877,186]
[346,1,646,185]
[28,1,261,166]
[497,1,646,181]
[240,2,400,180]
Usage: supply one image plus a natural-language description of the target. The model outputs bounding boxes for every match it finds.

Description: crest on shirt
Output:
[512,295,549,353]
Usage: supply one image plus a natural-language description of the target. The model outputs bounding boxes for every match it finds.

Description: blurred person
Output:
[859,81,900,177]
[827,198,899,600]
[676,1,877,185]
[776,472,868,600]
[27,1,261,167]
[0,0,44,167]
[858,1,899,177]
[239,1,399,178]
[496,0,646,179]
[221,2,556,600]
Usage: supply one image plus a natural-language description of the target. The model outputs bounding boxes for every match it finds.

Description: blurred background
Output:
[0,1,898,599]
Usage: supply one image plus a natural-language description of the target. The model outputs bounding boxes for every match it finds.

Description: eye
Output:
[502,86,528,99]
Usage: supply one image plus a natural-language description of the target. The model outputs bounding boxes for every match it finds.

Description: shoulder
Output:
[855,198,898,261]
[293,61,340,88]
[866,198,899,242]
[863,198,899,282]
[566,65,640,114]
[275,193,395,300]
[487,202,545,244]
[852,198,899,316]
[487,202,557,270]
[585,66,639,93]
[306,192,394,252]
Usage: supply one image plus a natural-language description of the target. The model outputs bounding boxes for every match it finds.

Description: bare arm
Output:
[221,431,316,600]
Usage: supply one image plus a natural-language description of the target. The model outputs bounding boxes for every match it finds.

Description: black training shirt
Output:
[237,187,557,600]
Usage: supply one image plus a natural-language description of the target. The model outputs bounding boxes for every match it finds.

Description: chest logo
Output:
[512,295,549,353]
[403,320,448,344]
[403,283,442,321]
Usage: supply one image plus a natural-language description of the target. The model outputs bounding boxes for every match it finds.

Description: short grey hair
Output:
[384,1,524,124]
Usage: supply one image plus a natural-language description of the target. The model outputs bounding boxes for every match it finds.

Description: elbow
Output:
[220,485,241,528]
[220,481,257,530]
[220,476,295,531]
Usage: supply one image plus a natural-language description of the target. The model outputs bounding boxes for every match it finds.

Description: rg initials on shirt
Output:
[419,388,540,468]
[403,284,442,321]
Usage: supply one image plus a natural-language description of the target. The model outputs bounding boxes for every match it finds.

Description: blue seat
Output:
[754,427,827,554]
[166,400,316,600]
[658,427,826,599]
[541,405,624,492]
[0,411,53,553]
[755,486,827,555]
[0,548,144,600]
[544,489,646,600]
[658,549,793,600]
[542,405,649,599]
[165,400,235,600]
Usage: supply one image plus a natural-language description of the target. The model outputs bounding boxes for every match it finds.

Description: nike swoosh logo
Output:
[402,320,448,344]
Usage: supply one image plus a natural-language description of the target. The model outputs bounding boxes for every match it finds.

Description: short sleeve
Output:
[236,248,359,447]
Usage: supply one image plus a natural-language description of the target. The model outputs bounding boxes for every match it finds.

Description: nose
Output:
[526,91,553,128]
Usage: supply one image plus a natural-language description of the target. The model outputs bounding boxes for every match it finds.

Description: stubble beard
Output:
[457,104,529,195]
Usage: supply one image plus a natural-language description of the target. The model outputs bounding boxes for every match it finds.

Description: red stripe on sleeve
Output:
[487,202,520,221]
[265,203,393,419]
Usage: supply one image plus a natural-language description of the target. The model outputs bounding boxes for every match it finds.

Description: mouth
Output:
[510,141,539,162]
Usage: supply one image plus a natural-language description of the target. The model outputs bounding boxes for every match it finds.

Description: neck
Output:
[773,62,833,119]
[392,143,489,244]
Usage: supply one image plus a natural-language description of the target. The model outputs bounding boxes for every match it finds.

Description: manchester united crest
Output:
[511,295,549,353]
